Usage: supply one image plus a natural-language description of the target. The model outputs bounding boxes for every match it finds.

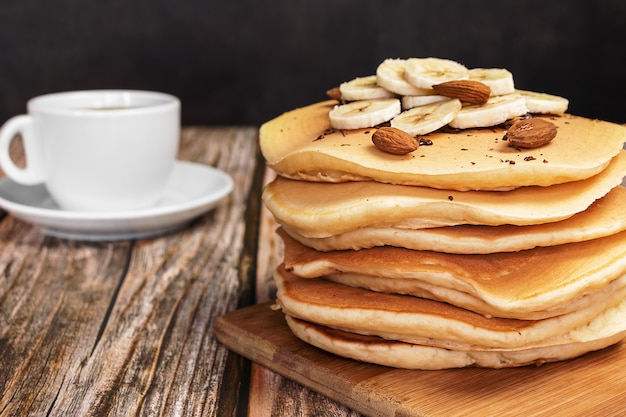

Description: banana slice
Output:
[404,57,469,89]
[469,68,515,96]
[401,95,449,110]
[516,89,569,114]
[376,58,435,96]
[339,75,396,101]
[329,98,401,130]
[390,98,462,135]
[448,94,528,129]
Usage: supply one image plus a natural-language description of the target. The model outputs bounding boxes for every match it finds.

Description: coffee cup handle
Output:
[0,115,45,184]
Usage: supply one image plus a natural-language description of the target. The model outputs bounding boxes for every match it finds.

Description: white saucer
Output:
[0,161,234,241]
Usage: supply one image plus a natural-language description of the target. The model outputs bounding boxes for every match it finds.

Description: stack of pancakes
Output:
[259,76,626,369]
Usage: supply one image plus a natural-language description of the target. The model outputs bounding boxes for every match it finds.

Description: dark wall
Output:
[1,0,625,126]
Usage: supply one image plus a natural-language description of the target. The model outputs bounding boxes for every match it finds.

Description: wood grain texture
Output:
[0,127,260,417]
[215,302,626,417]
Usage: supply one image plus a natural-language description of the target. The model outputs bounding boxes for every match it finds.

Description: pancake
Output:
[260,100,626,191]
[279,229,626,319]
[326,271,626,321]
[275,266,626,351]
[259,63,626,370]
[285,313,626,370]
[263,151,626,238]
[281,185,626,253]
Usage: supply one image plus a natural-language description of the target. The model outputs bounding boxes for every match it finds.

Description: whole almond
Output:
[506,118,557,148]
[432,80,491,104]
[372,127,418,155]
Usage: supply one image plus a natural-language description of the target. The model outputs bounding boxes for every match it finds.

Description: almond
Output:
[326,86,342,101]
[505,118,557,148]
[432,80,491,104]
[372,127,418,155]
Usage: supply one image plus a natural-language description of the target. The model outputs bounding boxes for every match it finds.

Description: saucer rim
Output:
[0,161,234,240]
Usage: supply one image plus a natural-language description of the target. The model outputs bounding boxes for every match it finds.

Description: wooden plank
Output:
[215,302,626,417]
[0,127,260,416]
[0,226,133,415]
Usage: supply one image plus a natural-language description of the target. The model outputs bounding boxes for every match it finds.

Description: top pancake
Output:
[260,100,626,191]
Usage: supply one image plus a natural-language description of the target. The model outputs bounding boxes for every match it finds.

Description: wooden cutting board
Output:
[214,302,626,417]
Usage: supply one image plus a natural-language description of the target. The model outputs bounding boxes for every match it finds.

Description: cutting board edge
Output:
[213,303,410,417]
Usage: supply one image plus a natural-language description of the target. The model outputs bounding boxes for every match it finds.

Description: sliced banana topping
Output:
[329,98,401,130]
[339,75,396,101]
[516,89,569,114]
[448,94,529,129]
[376,58,435,96]
[469,68,515,96]
[404,57,469,89]
[391,99,462,136]
[326,57,569,139]
[401,94,449,110]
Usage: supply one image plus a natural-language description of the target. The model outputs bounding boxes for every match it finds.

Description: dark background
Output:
[1,0,625,126]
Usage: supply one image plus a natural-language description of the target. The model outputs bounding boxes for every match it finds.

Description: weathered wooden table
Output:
[0,127,358,416]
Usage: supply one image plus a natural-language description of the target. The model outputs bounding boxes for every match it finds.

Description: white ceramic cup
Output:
[0,90,180,211]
